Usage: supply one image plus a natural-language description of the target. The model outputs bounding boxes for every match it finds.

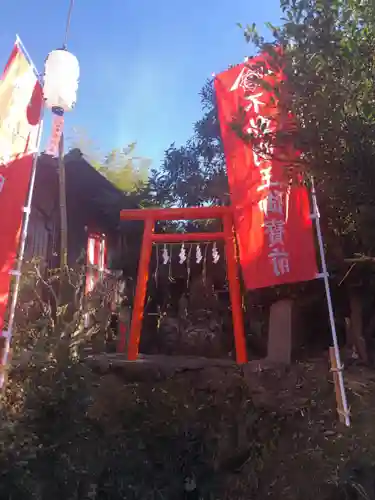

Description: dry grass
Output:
[1,355,375,499]
[248,358,375,499]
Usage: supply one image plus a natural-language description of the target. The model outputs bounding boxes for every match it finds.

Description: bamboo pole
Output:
[329,347,346,425]
[58,131,68,269]
[311,177,350,426]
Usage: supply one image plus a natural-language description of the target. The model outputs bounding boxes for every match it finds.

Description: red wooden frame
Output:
[119,206,247,364]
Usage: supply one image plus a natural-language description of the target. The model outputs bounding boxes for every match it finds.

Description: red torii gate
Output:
[119,206,248,364]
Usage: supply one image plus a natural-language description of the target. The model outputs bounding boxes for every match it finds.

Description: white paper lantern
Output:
[43,49,80,112]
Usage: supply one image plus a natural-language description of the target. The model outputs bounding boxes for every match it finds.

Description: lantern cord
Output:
[63,0,76,49]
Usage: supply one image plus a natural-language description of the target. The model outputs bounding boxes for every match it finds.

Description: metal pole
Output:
[310,177,350,426]
[0,108,45,388]
[15,35,41,82]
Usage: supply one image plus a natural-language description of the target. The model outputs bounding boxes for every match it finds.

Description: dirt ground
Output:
[243,357,375,499]
[86,354,375,499]
[3,352,375,500]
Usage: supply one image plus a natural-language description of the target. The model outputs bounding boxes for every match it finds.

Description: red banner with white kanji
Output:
[0,44,43,331]
[215,53,318,289]
[45,113,64,157]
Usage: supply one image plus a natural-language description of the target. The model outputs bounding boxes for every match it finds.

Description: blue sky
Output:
[0,0,281,167]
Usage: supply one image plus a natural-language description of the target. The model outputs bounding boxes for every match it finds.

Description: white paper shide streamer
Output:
[162,244,169,264]
[196,244,203,264]
[179,244,187,264]
[212,242,220,264]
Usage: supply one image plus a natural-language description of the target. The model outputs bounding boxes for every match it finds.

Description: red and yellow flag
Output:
[0,43,43,331]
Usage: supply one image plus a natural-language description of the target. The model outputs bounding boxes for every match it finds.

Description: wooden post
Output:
[0,337,9,388]
[126,217,154,360]
[329,346,346,424]
[223,214,247,364]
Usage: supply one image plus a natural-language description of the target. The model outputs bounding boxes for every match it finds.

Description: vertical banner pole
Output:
[310,177,350,426]
[0,110,45,388]
[15,35,41,82]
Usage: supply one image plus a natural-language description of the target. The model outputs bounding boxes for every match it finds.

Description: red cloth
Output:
[0,44,43,330]
[215,54,318,289]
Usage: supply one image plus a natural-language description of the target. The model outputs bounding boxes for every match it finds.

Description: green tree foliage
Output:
[69,128,151,193]
[97,144,150,193]
[241,0,375,262]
